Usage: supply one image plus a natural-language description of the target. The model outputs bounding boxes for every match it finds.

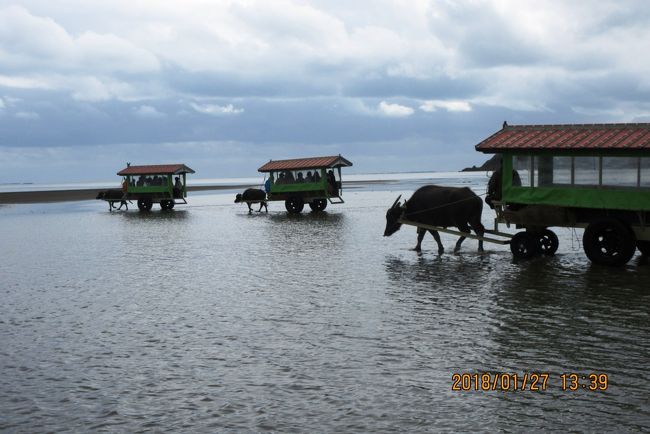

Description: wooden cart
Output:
[258,155,353,213]
[472,122,650,266]
[101,163,195,211]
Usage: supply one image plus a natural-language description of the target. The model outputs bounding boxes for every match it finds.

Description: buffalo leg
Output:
[258,201,268,212]
[430,230,444,254]
[469,219,485,252]
[246,202,253,214]
[454,222,471,253]
[414,228,426,252]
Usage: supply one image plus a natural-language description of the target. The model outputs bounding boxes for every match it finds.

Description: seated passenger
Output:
[305,171,314,182]
[296,172,305,183]
[285,171,294,183]
[313,170,321,182]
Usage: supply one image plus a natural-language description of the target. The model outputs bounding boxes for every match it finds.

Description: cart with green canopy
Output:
[475,122,650,265]
[258,155,353,213]
[114,163,195,211]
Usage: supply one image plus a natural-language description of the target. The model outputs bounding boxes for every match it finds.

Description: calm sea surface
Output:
[1,173,649,432]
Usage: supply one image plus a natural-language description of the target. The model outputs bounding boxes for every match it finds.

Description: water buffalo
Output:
[96,189,130,211]
[235,188,268,213]
[384,185,485,254]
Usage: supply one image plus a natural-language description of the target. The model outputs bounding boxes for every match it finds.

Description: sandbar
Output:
[0,180,393,204]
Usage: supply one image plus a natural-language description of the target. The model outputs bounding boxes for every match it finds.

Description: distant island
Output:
[461,154,500,172]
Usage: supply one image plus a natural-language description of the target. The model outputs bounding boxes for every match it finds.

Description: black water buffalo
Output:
[96,189,130,211]
[384,185,485,254]
[235,188,268,213]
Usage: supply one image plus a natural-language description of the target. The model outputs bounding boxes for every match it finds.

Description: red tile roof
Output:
[476,123,650,153]
[258,155,353,172]
[117,164,195,176]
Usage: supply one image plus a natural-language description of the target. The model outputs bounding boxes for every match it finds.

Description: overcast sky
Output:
[1,0,650,183]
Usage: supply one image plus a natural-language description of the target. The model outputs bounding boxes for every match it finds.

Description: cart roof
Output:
[258,155,353,172]
[117,164,195,176]
[476,122,650,153]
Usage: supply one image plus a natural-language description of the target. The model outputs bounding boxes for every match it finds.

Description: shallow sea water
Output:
[1,174,650,432]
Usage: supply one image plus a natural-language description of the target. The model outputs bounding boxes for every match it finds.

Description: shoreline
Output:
[0,184,256,205]
[0,180,396,204]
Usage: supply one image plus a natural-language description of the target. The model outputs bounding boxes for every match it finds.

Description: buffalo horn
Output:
[391,194,402,208]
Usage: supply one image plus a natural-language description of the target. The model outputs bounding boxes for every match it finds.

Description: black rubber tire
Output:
[538,229,559,256]
[636,240,650,256]
[583,218,636,266]
[160,200,175,210]
[510,231,539,260]
[285,196,304,214]
[309,199,327,212]
[137,197,153,211]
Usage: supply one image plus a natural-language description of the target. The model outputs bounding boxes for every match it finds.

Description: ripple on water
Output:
[1,187,650,431]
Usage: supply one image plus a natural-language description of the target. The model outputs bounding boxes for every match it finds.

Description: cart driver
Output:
[485,157,521,209]
[174,176,183,197]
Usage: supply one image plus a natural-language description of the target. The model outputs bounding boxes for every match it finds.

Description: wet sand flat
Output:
[0,180,393,204]
[0,185,255,204]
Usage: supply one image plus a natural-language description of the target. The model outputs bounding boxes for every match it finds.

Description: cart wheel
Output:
[309,199,327,212]
[137,197,153,211]
[538,229,559,256]
[638,241,650,256]
[160,200,175,210]
[285,196,304,213]
[510,231,539,260]
[583,218,636,266]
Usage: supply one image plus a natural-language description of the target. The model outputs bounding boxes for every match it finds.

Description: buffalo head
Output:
[96,191,106,200]
[234,193,243,203]
[384,194,403,236]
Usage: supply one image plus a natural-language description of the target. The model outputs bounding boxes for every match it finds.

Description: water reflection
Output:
[3,184,650,432]
[263,212,347,260]
[118,209,191,221]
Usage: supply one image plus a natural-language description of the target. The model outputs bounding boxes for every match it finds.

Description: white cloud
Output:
[15,111,39,120]
[378,101,414,117]
[69,76,139,102]
[2,0,650,115]
[420,100,472,113]
[0,6,159,74]
[133,105,165,118]
[190,102,244,116]
[0,75,52,90]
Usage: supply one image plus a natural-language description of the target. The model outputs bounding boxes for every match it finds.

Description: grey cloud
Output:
[342,74,484,99]
[2,1,650,183]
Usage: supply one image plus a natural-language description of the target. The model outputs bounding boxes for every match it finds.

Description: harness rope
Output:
[397,190,489,217]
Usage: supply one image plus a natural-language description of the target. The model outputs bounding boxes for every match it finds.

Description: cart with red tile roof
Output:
[475,122,650,265]
[113,163,195,211]
[258,155,353,213]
